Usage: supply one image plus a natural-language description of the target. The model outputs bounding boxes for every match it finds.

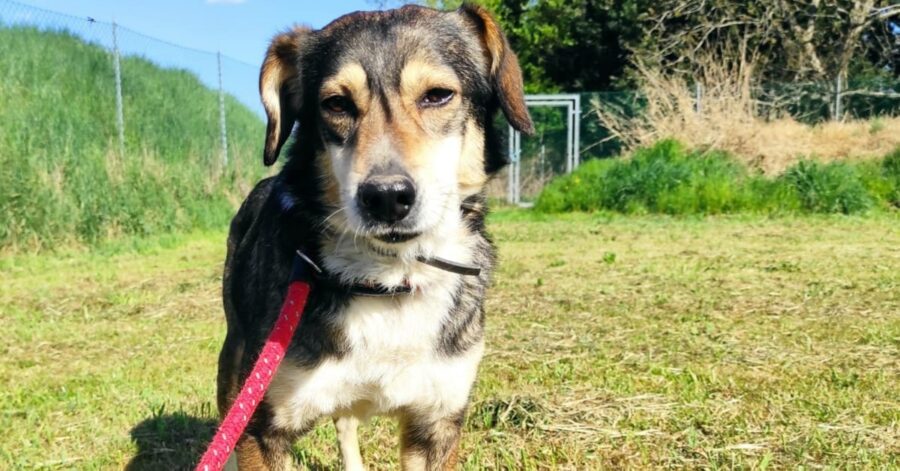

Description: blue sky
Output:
[16,0,382,65]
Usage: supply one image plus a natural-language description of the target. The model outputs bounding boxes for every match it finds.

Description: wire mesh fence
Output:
[0,0,261,167]
[3,0,900,208]
[489,79,900,204]
[582,79,900,156]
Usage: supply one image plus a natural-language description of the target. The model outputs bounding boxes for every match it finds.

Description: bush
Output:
[779,161,872,214]
[883,147,900,207]
[536,140,752,214]
[533,159,615,213]
[535,140,898,215]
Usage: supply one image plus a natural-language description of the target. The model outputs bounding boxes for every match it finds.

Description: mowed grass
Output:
[1,213,898,469]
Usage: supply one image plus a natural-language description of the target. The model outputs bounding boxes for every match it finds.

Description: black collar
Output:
[296,249,480,297]
[285,192,486,297]
[416,255,481,276]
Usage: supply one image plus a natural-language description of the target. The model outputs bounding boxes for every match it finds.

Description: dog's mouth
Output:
[374,230,422,244]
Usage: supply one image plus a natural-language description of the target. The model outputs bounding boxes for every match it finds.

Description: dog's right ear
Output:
[260,26,311,166]
[459,4,534,135]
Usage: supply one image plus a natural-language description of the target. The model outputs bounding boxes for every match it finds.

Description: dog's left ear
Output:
[459,4,534,135]
[259,26,312,166]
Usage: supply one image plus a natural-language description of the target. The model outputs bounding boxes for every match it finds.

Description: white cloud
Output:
[206,0,247,4]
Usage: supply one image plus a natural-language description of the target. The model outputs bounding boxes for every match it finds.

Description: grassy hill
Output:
[0,26,266,252]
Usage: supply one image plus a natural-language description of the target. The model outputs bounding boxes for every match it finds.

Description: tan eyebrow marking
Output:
[320,62,370,110]
[399,59,461,104]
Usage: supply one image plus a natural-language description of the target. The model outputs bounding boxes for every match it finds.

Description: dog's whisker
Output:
[335,227,351,248]
[351,225,363,253]
[319,207,347,230]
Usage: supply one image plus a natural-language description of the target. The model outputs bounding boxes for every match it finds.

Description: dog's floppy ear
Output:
[460,4,534,135]
[260,26,311,166]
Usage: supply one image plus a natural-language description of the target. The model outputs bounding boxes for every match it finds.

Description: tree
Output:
[502,0,650,91]
[412,0,648,92]
[371,0,899,94]
[640,0,900,83]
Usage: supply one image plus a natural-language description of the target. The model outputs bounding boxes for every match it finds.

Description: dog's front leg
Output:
[399,410,465,471]
[231,430,294,471]
[334,415,364,471]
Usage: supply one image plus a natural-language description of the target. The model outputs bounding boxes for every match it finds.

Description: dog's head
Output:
[259,5,532,247]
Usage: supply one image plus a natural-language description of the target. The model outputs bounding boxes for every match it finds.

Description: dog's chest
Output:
[266,284,483,430]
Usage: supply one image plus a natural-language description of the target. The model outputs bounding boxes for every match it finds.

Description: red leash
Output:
[196,255,313,471]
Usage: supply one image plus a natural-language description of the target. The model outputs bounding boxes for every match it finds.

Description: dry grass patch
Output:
[597,61,900,174]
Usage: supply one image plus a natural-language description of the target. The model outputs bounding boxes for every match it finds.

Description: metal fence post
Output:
[217,51,229,167]
[565,102,573,174]
[573,94,581,170]
[507,126,521,205]
[112,21,125,159]
[514,130,521,205]
[539,143,546,184]
[834,75,843,121]
[507,125,515,204]
[695,82,703,114]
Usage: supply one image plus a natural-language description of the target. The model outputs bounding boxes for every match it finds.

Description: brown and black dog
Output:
[218,4,532,469]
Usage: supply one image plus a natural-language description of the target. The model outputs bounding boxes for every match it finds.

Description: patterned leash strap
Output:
[195,255,312,471]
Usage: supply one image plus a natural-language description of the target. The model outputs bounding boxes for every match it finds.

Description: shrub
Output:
[535,140,897,215]
[592,51,900,175]
[535,140,751,214]
[856,160,896,209]
[533,158,616,213]
[779,161,872,214]
[883,147,900,207]
[742,178,802,214]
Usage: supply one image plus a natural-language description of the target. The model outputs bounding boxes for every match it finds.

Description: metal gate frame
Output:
[507,94,581,205]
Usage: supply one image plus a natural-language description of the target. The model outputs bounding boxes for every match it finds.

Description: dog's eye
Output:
[322,96,353,114]
[420,88,454,108]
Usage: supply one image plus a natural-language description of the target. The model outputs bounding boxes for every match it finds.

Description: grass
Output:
[2,212,898,469]
[535,140,900,215]
[0,27,266,252]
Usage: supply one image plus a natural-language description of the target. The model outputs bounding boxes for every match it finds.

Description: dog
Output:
[217,4,533,469]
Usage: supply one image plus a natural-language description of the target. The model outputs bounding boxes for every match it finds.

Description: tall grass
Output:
[535,140,900,215]
[0,27,266,251]
[881,147,900,207]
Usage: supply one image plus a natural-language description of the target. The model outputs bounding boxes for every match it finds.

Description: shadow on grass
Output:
[125,411,216,471]
[125,409,334,470]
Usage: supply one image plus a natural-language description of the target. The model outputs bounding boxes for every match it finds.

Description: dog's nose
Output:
[358,177,416,223]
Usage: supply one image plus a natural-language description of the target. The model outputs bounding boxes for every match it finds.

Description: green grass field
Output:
[1,212,898,469]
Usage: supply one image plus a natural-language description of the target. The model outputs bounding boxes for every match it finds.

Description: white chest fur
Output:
[266,278,484,431]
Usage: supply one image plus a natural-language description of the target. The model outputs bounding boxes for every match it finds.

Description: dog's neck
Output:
[317,209,476,294]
